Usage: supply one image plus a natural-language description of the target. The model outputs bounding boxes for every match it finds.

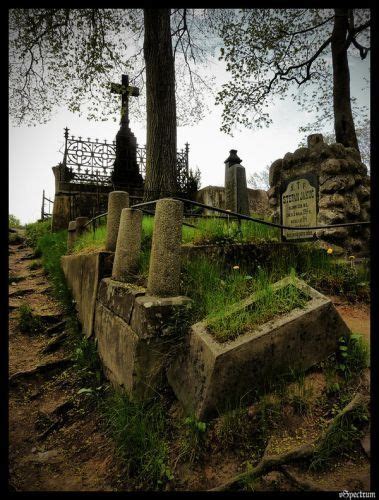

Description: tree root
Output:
[278,465,322,491]
[44,320,66,336]
[41,331,68,353]
[36,399,75,441]
[209,391,369,491]
[9,358,73,385]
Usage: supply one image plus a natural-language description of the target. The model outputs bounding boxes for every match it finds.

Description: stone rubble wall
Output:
[268,136,370,254]
[196,186,270,216]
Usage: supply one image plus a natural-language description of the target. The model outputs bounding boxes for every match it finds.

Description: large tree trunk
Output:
[143,8,178,201]
[331,8,360,152]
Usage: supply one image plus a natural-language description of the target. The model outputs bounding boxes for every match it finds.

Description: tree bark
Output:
[331,9,360,152]
[143,8,178,201]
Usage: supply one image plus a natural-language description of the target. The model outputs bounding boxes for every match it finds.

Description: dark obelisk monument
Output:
[110,74,144,192]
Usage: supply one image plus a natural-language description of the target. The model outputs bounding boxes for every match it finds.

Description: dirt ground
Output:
[8,234,371,492]
[8,236,125,491]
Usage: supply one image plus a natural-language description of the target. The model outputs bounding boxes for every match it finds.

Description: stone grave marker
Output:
[281,174,318,241]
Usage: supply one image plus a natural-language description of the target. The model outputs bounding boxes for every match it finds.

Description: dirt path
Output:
[8,235,123,492]
[329,296,371,344]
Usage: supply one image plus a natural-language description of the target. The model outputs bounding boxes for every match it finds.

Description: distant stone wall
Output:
[196,186,270,215]
[268,135,370,254]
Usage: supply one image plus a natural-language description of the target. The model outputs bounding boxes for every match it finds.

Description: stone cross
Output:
[110,74,139,126]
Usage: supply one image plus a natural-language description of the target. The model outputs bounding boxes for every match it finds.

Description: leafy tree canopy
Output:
[215,9,370,136]
[9,8,217,127]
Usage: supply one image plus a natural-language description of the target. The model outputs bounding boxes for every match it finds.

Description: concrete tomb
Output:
[167,276,351,419]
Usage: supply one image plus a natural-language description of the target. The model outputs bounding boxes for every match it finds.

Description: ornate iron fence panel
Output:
[62,128,188,186]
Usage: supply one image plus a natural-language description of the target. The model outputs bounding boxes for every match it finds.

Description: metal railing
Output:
[62,127,189,187]
[80,196,370,240]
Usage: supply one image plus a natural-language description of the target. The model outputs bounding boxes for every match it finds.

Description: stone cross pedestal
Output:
[224,150,249,215]
[110,74,143,190]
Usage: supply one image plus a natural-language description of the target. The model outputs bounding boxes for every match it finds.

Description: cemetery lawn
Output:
[72,215,280,253]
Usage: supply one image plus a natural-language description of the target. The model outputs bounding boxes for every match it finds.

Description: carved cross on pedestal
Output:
[110,74,139,126]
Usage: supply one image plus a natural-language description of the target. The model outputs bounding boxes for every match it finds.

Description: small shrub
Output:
[9,214,21,228]
[337,333,369,379]
[25,220,51,248]
[178,415,207,463]
[18,304,42,333]
[73,336,103,385]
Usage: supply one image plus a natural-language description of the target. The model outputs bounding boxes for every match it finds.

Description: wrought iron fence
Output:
[62,127,189,187]
[41,190,54,220]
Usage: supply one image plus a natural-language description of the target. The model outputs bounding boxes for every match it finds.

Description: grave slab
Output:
[167,277,351,420]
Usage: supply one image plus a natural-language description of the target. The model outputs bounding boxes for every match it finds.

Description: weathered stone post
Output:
[112,208,143,282]
[67,220,77,252]
[147,199,183,297]
[105,191,130,252]
[224,149,249,215]
[75,216,89,236]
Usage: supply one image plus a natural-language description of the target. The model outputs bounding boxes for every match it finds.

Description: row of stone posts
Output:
[67,191,184,297]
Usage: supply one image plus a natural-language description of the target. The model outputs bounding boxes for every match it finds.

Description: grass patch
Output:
[310,403,369,470]
[28,260,42,270]
[18,303,43,333]
[337,333,369,380]
[207,282,308,343]
[178,415,207,463]
[34,230,73,308]
[102,393,172,489]
[72,215,280,254]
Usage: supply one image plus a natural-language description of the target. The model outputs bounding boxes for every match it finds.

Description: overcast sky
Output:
[9,40,369,225]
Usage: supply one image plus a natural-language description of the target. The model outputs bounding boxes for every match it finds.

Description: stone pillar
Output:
[51,194,72,232]
[112,208,143,282]
[105,191,130,251]
[147,199,183,297]
[67,220,77,252]
[224,149,249,215]
[75,216,89,236]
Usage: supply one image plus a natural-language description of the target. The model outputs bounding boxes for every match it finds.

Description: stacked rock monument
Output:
[268,134,370,254]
